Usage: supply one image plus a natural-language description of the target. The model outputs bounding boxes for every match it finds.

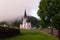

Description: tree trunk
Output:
[58,30,60,40]
[50,26,53,35]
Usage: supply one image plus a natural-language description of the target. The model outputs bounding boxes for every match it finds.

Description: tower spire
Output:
[24,10,27,18]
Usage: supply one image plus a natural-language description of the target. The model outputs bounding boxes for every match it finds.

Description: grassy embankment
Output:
[0,29,58,40]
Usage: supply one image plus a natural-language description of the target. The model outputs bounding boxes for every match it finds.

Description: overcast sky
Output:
[0,0,40,21]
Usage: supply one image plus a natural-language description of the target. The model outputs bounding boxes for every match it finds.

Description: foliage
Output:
[52,15,60,29]
[0,26,20,38]
[37,0,60,39]
[12,20,21,27]
[28,16,40,27]
[0,21,7,25]
[37,0,60,28]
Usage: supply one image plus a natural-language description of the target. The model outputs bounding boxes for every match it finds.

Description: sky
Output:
[0,0,40,21]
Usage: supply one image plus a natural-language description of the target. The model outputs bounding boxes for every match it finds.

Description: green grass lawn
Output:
[0,29,58,40]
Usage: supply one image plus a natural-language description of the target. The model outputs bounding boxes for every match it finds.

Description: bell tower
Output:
[23,10,27,28]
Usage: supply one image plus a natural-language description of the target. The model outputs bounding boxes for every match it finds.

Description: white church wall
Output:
[20,22,31,29]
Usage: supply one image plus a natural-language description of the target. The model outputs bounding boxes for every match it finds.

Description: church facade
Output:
[20,10,31,29]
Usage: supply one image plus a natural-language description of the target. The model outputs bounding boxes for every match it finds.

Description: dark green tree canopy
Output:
[12,20,21,27]
[37,0,60,28]
[0,21,7,25]
[28,16,40,27]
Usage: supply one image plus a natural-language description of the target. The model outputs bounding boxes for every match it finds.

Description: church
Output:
[20,10,31,29]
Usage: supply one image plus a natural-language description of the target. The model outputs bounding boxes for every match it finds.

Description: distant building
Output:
[20,10,31,29]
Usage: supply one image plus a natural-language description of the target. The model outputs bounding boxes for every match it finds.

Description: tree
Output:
[37,0,60,39]
[52,15,60,39]
[0,21,7,25]
[12,20,21,27]
[28,16,40,27]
